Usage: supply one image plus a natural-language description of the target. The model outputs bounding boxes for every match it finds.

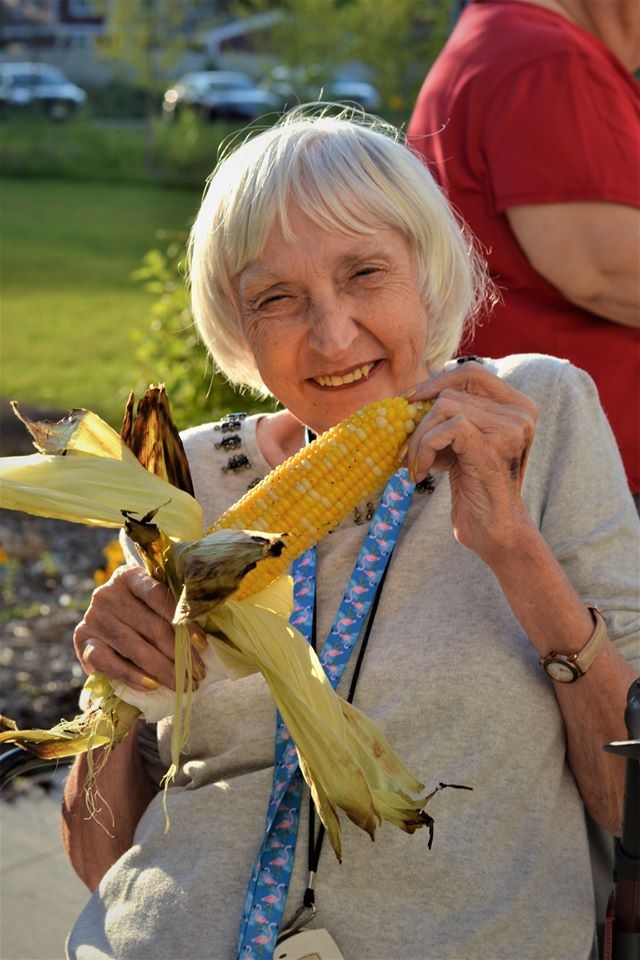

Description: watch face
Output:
[545,660,579,683]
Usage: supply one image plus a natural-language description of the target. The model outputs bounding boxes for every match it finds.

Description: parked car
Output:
[263,65,381,113]
[327,79,381,112]
[0,62,87,120]
[162,71,283,122]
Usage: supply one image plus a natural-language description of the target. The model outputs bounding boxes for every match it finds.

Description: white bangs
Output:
[188,107,493,393]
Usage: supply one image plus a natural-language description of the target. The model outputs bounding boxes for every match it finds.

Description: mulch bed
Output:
[1,511,114,732]
[1,399,115,731]
[0,402,117,797]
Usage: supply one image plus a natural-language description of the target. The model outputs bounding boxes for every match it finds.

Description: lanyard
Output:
[236,469,415,960]
[279,556,393,943]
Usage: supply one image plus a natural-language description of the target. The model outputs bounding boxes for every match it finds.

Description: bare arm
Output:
[506,201,640,327]
[61,565,189,887]
[407,363,637,835]
[62,721,157,890]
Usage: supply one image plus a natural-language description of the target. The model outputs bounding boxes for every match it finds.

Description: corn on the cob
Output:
[210,395,431,598]
[0,389,465,856]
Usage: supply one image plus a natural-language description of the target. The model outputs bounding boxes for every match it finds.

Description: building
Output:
[0,0,249,86]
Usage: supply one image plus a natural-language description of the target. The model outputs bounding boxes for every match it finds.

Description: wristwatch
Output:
[540,606,608,683]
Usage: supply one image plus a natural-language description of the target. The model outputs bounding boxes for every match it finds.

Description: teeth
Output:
[315,363,374,387]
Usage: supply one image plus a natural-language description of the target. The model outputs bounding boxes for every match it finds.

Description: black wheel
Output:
[45,99,73,121]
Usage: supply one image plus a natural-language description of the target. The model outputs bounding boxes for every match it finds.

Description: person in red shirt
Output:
[408,0,640,496]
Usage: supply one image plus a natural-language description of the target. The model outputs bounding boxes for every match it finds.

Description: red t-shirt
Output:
[408,0,640,492]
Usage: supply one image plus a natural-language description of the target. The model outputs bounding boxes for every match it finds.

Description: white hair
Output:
[188,105,491,395]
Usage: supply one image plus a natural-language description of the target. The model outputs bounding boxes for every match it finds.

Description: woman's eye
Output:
[253,291,289,310]
[264,293,288,304]
[353,266,381,279]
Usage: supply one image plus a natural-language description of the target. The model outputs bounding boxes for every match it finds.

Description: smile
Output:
[313,362,376,388]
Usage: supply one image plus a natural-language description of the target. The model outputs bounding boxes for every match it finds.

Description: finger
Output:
[116,565,177,621]
[413,363,540,420]
[426,388,538,449]
[76,625,207,694]
[407,392,536,485]
[78,586,176,663]
[93,567,176,656]
[74,618,176,691]
[73,567,177,689]
[424,384,536,423]
[106,568,208,668]
[77,637,165,692]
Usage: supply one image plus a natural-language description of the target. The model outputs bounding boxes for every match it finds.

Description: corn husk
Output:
[1,401,202,542]
[202,588,438,860]
[0,387,464,856]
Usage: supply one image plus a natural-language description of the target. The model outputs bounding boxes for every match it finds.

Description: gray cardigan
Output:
[67,355,640,960]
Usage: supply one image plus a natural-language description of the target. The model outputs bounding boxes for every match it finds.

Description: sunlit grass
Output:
[1,177,200,426]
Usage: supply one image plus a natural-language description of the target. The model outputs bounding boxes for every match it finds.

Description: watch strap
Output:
[540,605,608,682]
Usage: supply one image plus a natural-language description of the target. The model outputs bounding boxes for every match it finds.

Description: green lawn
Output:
[1,178,200,427]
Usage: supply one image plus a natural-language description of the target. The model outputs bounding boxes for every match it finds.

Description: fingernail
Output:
[398,442,408,462]
[141,675,160,690]
[190,626,208,651]
[401,386,417,399]
[191,660,207,681]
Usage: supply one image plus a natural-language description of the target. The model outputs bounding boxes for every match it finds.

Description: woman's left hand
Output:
[405,361,539,564]
[404,361,634,837]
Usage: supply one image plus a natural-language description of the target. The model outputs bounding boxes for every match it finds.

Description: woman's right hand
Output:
[73,565,179,692]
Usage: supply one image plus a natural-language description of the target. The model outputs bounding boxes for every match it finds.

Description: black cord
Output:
[304,551,394,908]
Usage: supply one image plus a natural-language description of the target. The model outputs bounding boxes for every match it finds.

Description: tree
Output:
[233,0,460,119]
[96,0,214,147]
[131,231,274,427]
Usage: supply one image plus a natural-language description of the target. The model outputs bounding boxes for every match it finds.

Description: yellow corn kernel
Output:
[209,396,431,598]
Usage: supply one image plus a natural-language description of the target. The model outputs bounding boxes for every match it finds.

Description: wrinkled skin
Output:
[67,202,634,893]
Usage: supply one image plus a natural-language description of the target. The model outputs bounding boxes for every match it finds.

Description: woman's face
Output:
[236,203,431,433]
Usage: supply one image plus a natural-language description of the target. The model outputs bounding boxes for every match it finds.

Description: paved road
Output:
[1,773,88,960]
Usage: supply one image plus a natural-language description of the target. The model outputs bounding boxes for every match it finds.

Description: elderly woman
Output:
[63,108,639,960]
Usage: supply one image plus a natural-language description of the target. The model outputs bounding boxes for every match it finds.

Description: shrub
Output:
[131,230,274,429]
[0,114,243,187]
[82,82,150,120]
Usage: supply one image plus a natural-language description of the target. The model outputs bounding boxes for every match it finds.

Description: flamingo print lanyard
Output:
[236,468,415,959]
